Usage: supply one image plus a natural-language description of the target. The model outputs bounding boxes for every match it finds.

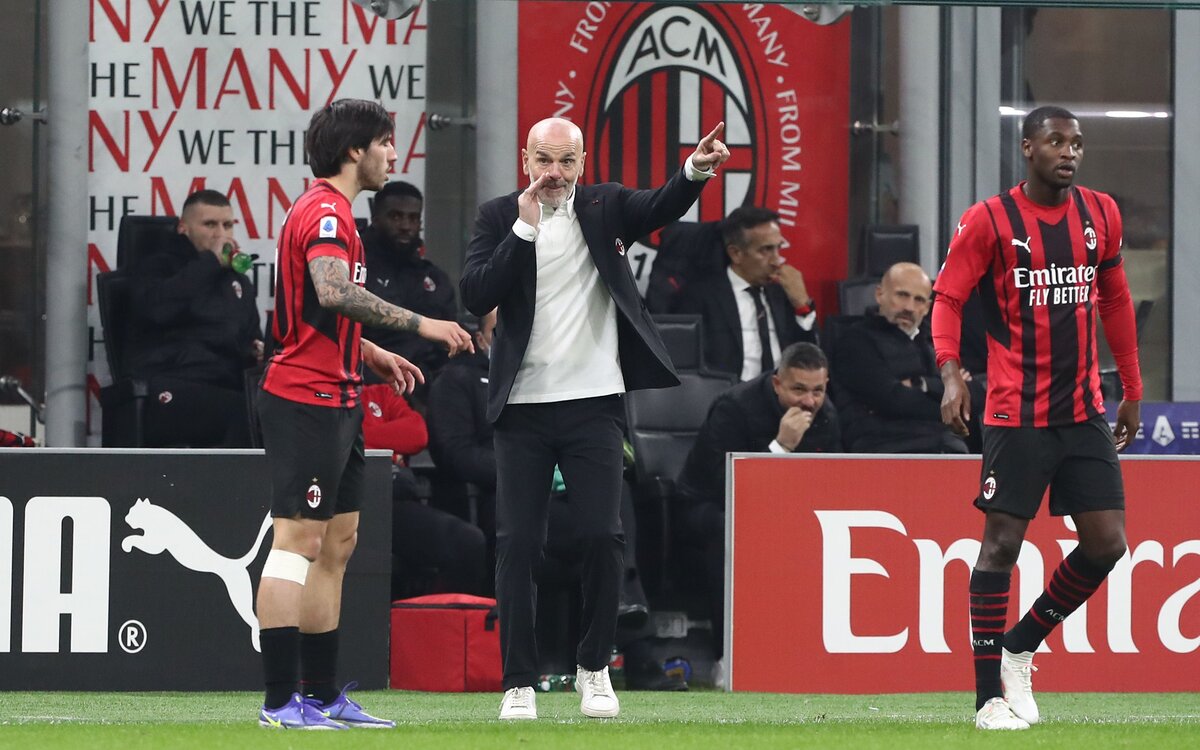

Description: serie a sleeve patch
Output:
[318,216,338,238]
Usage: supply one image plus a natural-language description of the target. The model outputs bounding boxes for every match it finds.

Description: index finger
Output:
[525,172,550,193]
[700,122,725,145]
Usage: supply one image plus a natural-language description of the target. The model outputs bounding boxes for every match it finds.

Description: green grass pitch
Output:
[1,690,1198,749]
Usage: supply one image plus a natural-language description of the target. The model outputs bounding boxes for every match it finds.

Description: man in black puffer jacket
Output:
[125,189,262,447]
[835,262,979,453]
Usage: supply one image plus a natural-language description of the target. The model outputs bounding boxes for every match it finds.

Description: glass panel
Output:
[999,6,1172,399]
[0,0,41,435]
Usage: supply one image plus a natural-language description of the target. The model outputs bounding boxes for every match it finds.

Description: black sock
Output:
[300,629,340,704]
[1005,548,1113,654]
[261,626,300,710]
[969,569,1010,711]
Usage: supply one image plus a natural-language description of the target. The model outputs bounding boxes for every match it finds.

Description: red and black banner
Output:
[518,2,851,308]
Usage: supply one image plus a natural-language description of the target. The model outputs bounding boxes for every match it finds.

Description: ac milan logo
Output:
[368,401,383,418]
[981,476,997,501]
[231,280,243,299]
[520,2,848,303]
[583,5,761,288]
[306,483,322,509]
[1083,226,1098,251]
[423,276,436,292]
[157,390,173,405]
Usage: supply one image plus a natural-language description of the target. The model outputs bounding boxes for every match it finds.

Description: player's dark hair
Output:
[778,342,828,374]
[721,206,781,250]
[305,99,394,178]
[1022,105,1078,140]
[181,189,230,214]
[372,181,423,218]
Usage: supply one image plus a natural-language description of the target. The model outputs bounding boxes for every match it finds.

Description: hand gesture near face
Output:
[518,173,552,228]
[691,122,731,172]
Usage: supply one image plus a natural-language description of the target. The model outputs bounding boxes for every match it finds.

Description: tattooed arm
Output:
[309,255,473,354]
[310,255,422,330]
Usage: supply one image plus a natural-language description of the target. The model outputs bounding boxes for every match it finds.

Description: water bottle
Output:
[536,673,574,692]
[222,242,255,274]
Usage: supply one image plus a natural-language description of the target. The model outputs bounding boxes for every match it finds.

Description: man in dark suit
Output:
[461,117,729,720]
[677,206,817,380]
[675,342,841,670]
[835,262,976,453]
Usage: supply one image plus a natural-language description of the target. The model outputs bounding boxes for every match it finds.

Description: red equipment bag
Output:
[389,593,502,692]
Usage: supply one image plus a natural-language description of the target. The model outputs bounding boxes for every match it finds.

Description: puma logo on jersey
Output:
[1011,236,1032,254]
[320,202,338,212]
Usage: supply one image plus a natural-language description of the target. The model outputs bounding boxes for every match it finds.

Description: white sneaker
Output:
[498,687,537,720]
[975,697,1030,730]
[1000,648,1040,724]
[575,665,620,718]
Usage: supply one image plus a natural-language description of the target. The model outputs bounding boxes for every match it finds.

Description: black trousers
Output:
[493,396,626,689]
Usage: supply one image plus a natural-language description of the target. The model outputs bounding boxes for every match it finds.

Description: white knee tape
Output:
[262,549,311,585]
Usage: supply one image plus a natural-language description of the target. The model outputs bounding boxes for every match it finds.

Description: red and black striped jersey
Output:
[932,182,1142,428]
[262,180,366,409]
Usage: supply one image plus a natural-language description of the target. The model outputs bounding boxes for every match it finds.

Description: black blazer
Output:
[677,370,841,510]
[461,168,706,422]
[676,273,817,379]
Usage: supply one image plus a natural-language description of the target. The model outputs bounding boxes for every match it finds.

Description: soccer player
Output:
[933,105,1142,730]
[254,99,472,729]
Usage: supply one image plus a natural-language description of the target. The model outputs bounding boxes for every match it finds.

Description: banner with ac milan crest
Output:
[517,2,850,307]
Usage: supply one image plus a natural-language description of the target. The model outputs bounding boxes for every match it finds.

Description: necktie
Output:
[748,286,774,373]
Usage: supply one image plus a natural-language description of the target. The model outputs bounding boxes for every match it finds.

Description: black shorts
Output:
[975,414,1125,519]
[258,390,365,520]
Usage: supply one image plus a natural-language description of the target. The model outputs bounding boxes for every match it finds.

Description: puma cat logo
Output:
[121,498,272,652]
[1011,236,1033,254]
[319,202,338,212]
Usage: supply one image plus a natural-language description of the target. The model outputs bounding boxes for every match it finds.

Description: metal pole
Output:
[897,5,942,273]
[42,2,89,445]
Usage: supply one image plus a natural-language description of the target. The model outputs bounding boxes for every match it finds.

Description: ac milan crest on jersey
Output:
[306,483,322,509]
[423,275,436,292]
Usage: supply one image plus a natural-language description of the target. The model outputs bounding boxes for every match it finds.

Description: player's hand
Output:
[518,173,552,228]
[362,340,424,395]
[1113,399,1140,452]
[418,317,475,357]
[691,122,731,172]
[776,407,814,451]
[939,360,971,437]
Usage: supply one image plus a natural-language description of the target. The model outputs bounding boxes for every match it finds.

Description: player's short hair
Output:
[778,342,828,374]
[721,206,781,250]
[181,189,230,215]
[305,99,394,179]
[372,181,423,217]
[1022,105,1078,139]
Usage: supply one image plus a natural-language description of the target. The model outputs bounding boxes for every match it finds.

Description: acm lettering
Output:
[0,496,111,653]
[627,16,727,76]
